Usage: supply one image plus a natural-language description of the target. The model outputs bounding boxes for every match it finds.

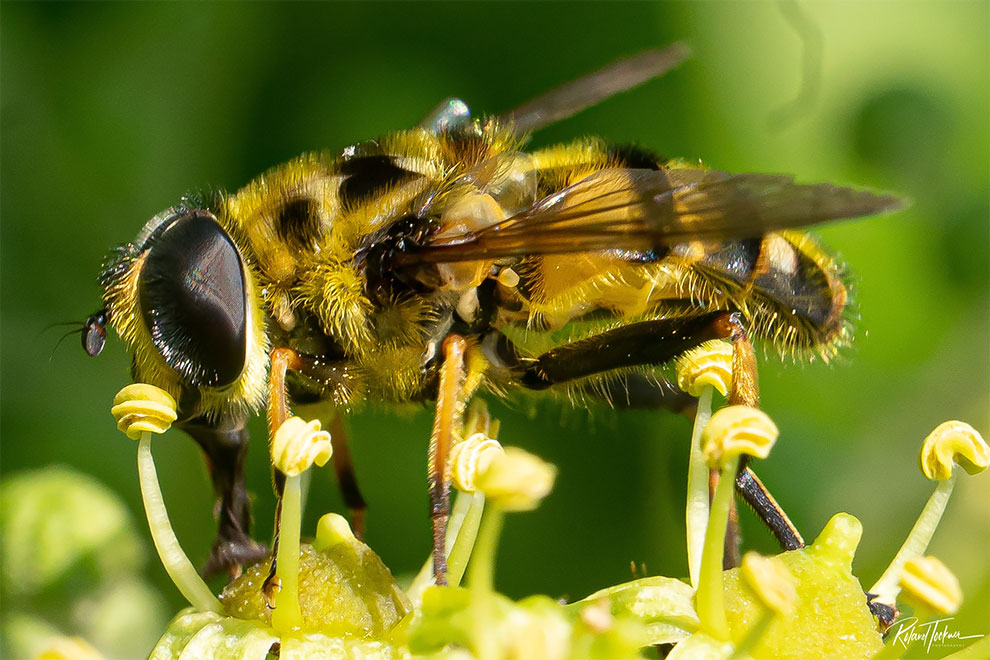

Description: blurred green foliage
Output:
[2,1,987,656]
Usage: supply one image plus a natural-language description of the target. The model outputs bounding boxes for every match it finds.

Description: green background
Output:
[2,2,987,657]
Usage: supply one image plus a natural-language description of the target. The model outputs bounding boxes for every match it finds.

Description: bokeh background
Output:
[2,2,987,658]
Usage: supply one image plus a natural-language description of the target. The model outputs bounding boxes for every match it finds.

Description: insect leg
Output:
[262,347,303,602]
[429,335,468,585]
[513,312,804,554]
[519,313,736,389]
[722,315,805,552]
[328,414,368,540]
[178,416,268,578]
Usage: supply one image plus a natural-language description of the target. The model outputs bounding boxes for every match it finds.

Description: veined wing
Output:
[397,167,902,264]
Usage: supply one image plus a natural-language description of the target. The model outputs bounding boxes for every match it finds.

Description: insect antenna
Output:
[48,326,84,362]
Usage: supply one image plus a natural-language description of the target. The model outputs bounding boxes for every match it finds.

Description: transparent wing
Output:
[398,167,902,264]
[499,43,691,134]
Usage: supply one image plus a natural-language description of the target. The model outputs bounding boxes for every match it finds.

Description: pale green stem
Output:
[272,475,303,633]
[446,491,486,588]
[870,472,956,606]
[729,611,774,659]
[407,489,475,604]
[137,433,221,613]
[696,457,738,641]
[467,503,504,594]
[467,502,504,660]
[942,636,990,660]
[686,386,714,589]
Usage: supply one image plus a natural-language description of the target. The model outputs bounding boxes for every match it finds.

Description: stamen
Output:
[676,339,733,588]
[269,416,333,633]
[111,384,221,614]
[450,432,504,493]
[696,406,778,640]
[731,552,797,659]
[870,421,987,607]
[740,552,797,616]
[899,556,962,616]
[469,448,556,593]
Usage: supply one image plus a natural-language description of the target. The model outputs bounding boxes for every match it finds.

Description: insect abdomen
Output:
[693,231,850,360]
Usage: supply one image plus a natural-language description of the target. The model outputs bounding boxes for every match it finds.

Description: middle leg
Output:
[509,311,804,554]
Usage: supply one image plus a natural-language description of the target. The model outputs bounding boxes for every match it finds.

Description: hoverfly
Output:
[86,45,900,581]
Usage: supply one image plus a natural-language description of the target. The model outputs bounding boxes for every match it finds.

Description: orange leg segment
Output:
[262,347,304,605]
[429,335,467,585]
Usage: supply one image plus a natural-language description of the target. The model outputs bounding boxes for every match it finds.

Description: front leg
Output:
[178,415,268,577]
[429,335,468,585]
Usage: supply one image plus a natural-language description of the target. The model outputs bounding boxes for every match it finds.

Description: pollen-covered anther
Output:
[110,383,177,440]
[702,405,778,468]
[900,556,962,615]
[919,421,989,481]
[675,340,734,397]
[270,416,332,477]
[450,432,505,493]
[475,447,556,511]
[741,552,798,616]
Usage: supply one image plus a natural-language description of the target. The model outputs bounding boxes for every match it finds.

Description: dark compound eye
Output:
[82,310,107,357]
[139,210,247,387]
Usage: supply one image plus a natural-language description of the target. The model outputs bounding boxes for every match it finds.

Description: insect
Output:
[85,45,900,581]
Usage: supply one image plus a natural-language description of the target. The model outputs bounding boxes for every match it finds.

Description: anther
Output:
[676,340,733,397]
[270,416,333,477]
[450,432,504,493]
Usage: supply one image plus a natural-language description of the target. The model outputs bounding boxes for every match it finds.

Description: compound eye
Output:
[139,210,247,387]
[82,310,107,357]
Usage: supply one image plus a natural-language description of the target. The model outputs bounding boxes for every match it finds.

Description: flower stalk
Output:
[870,421,987,607]
[695,405,778,640]
[112,384,221,614]
[677,340,734,590]
[268,415,333,634]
